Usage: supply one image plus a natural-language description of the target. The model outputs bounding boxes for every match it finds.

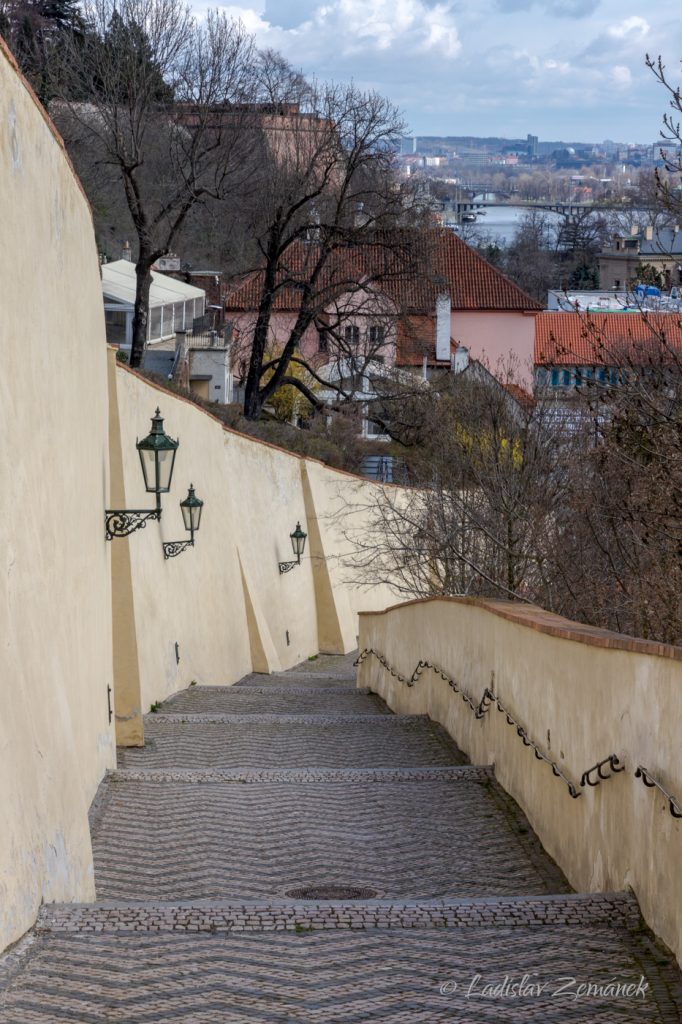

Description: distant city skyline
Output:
[200,0,681,141]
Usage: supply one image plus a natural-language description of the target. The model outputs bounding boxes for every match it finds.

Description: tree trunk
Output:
[130,256,153,369]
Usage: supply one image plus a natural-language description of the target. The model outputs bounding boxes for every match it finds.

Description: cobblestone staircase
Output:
[1,654,681,1022]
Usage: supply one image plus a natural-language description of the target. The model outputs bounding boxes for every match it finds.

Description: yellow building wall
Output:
[358,597,682,966]
[0,42,115,952]
[110,360,399,723]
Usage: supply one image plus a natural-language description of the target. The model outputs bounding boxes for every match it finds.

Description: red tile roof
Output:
[225,231,542,315]
[503,383,535,409]
[534,312,682,365]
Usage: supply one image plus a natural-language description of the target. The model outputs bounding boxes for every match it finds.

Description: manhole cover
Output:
[286,885,378,900]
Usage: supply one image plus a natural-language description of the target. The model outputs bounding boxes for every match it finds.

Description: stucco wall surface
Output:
[358,597,682,964]
[451,310,536,373]
[111,360,398,727]
[0,43,115,953]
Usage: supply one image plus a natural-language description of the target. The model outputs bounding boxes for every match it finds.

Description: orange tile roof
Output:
[534,312,682,366]
[225,231,541,315]
[503,383,535,409]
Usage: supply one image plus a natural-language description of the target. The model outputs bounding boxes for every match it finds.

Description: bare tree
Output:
[341,361,568,601]
[54,0,255,367]
[503,210,558,300]
[546,314,682,643]
[224,78,432,420]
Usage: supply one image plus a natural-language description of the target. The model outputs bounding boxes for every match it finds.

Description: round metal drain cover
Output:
[286,885,378,900]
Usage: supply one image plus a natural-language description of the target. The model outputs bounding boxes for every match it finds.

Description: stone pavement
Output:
[1,652,682,1023]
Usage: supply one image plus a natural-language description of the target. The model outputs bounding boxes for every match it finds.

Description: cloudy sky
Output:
[201,0,681,142]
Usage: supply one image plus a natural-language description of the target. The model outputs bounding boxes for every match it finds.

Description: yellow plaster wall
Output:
[0,43,115,952]
[358,597,682,965]
[110,362,398,711]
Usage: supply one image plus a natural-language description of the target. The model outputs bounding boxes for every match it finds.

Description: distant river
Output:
[464,201,561,248]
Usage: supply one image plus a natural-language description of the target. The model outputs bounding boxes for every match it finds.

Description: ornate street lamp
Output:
[279,521,307,574]
[105,408,179,540]
[163,485,204,559]
[136,407,179,512]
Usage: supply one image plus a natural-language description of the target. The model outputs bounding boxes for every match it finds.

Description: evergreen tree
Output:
[0,0,83,102]
[96,10,172,103]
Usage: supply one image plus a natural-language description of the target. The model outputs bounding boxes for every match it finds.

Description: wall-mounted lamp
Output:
[163,485,204,559]
[105,408,179,540]
[279,522,307,574]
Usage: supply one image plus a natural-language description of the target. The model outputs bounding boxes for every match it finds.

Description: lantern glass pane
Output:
[290,527,306,557]
[138,448,157,492]
[181,502,202,533]
[181,502,192,532]
[156,448,176,493]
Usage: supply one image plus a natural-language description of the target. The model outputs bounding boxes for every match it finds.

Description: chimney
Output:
[435,293,451,361]
[645,225,654,241]
[453,344,469,374]
[121,240,132,261]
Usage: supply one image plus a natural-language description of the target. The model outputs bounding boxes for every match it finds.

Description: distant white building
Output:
[547,289,630,312]
[102,260,206,348]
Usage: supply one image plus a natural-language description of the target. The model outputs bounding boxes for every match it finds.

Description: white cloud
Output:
[607,15,649,40]
[312,0,460,58]
[544,58,571,73]
[198,0,680,138]
[611,64,633,87]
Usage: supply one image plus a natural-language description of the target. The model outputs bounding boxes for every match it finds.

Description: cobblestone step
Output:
[3,913,681,1024]
[4,650,682,1023]
[37,893,641,933]
[160,685,385,716]
[108,765,495,784]
[118,717,466,769]
[146,711,410,724]
[91,778,569,901]
[233,653,360,689]
[235,671,357,689]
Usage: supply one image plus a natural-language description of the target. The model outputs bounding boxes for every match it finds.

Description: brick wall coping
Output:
[359,595,682,663]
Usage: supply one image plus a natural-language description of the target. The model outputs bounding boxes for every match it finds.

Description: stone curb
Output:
[146,712,427,725]
[163,686,372,700]
[37,893,641,934]
[106,765,495,784]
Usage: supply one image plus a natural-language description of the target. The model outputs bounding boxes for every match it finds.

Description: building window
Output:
[550,369,560,387]
[561,369,571,386]
[318,329,329,353]
[104,309,128,345]
[597,367,607,383]
[614,279,621,289]
[369,325,385,346]
[344,324,360,346]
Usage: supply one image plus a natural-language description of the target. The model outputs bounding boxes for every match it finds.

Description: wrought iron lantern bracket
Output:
[279,521,307,574]
[105,508,161,541]
[163,539,194,559]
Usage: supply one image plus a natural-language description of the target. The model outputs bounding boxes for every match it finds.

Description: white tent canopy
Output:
[102,260,206,346]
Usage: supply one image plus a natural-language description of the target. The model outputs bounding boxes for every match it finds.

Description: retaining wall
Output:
[358,596,682,965]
